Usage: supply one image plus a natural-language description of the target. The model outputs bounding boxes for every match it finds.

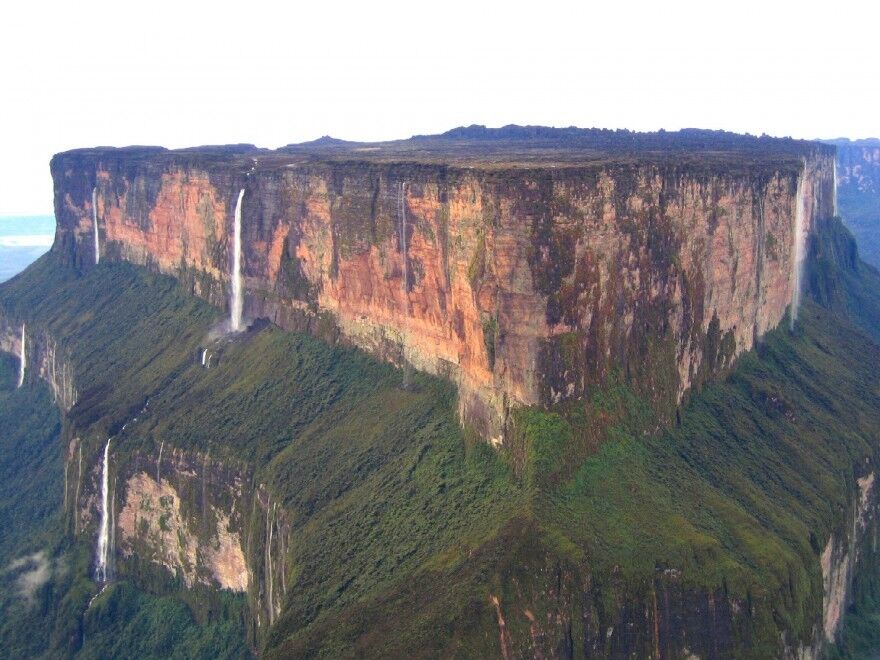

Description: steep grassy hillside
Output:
[0,352,62,559]
[808,216,880,341]
[265,298,880,658]
[0,263,251,658]
[0,255,524,657]
[0,346,250,658]
[1,212,880,657]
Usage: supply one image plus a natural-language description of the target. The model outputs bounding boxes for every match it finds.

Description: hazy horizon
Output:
[0,215,54,282]
[3,0,878,214]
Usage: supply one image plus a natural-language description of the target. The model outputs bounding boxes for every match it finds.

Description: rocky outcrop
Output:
[64,437,289,646]
[117,470,248,591]
[0,316,77,410]
[819,472,876,644]
[50,134,836,440]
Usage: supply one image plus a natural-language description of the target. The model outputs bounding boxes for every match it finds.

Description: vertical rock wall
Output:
[50,147,835,439]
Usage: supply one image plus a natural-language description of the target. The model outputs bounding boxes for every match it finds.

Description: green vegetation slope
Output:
[0,214,879,657]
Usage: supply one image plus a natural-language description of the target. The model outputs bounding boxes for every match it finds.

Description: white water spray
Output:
[17,324,26,388]
[95,439,112,582]
[230,189,245,331]
[92,187,100,265]
[790,170,807,330]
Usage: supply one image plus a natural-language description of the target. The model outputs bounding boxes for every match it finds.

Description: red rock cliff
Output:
[50,131,836,440]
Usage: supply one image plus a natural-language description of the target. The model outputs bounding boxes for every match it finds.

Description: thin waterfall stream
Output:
[230,188,245,331]
[790,167,807,330]
[92,187,100,265]
[17,324,25,388]
[95,439,112,582]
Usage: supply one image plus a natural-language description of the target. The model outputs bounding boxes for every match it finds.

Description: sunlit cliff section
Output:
[50,128,835,440]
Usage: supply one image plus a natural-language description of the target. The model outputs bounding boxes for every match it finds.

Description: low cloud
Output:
[0,234,54,248]
[6,551,52,604]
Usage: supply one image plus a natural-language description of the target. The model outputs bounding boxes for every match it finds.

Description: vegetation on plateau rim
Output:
[0,215,880,657]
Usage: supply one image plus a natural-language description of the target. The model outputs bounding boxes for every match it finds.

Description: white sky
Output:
[1,0,877,214]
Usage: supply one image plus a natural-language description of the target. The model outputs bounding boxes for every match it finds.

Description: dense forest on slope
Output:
[1,215,880,657]
[0,270,250,658]
[269,219,880,658]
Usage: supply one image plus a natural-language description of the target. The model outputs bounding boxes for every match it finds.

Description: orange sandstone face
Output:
[100,169,229,280]
[65,152,834,438]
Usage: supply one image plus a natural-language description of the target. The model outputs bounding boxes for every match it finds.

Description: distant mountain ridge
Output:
[823,138,880,267]
[427,124,830,153]
[825,137,880,147]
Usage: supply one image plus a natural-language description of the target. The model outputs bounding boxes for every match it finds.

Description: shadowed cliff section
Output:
[823,139,880,268]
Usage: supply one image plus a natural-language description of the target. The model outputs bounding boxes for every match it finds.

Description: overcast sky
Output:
[1,0,877,214]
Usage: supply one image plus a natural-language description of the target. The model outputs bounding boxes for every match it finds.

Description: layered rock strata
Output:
[50,136,836,439]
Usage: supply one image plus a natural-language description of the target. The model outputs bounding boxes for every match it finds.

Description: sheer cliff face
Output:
[63,434,287,640]
[0,316,77,410]
[51,149,835,438]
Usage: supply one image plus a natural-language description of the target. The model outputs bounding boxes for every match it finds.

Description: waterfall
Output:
[95,439,112,582]
[87,584,109,611]
[790,170,807,330]
[832,161,839,217]
[266,499,275,624]
[201,349,208,367]
[75,445,83,534]
[17,324,25,388]
[63,458,69,510]
[230,189,245,331]
[157,441,164,483]
[92,187,100,265]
